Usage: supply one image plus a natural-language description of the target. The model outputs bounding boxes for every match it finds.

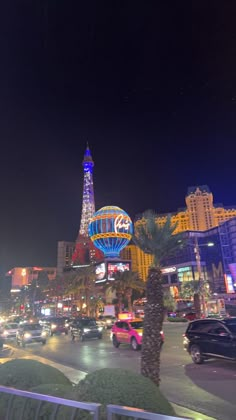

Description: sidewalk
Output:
[0,346,217,420]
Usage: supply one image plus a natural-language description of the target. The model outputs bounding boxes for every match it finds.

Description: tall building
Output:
[72,144,103,265]
[57,144,103,273]
[6,266,57,289]
[122,186,236,281]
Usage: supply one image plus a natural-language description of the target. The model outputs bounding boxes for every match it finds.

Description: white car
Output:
[1,323,19,340]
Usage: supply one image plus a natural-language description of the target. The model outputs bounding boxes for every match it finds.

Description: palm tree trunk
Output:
[126,289,133,312]
[194,293,201,318]
[141,266,163,386]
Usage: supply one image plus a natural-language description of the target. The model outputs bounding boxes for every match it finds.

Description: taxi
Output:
[111,314,164,351]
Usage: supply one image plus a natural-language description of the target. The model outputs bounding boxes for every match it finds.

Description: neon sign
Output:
[114,214,131,233]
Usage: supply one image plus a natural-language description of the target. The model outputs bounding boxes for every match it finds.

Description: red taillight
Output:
[182,333,186,337]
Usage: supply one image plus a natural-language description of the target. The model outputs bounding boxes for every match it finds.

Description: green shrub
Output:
[167,317,188,322]
[74,368,175,419]
[0,359,71,390]
[0,361,72,420]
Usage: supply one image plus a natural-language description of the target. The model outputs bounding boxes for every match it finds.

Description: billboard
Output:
[107,262,131,280]
[95,261,131,283]
[95,263,106,283]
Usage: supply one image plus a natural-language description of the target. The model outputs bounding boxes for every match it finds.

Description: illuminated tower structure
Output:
[72,144,103,265]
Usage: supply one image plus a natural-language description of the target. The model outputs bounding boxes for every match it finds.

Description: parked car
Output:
[71,318,103,341]
[16,323,47,347]
[111,318,164,351]
[183,317,236,364]
[0,323,19,340]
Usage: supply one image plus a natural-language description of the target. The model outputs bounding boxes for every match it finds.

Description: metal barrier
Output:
[0,385,101,420]
[107,404,189,420]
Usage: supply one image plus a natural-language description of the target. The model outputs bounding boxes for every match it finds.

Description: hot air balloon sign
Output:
[88,206,133,258]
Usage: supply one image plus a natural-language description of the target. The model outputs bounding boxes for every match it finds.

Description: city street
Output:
[6,323,236,420]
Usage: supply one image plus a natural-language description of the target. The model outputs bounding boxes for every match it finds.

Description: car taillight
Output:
[182,333,186,337]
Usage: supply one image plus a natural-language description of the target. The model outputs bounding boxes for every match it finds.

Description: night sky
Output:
[0,2,236,273]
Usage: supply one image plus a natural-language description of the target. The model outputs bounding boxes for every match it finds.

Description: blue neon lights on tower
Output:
[78,143,95,237]
[88,206,133,258]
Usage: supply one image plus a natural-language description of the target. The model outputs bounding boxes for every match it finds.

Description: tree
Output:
[133,211,184,386]
[64,265,97,316]
[107,271,145,313]
[163,291,176,317]
[179,279,211,317]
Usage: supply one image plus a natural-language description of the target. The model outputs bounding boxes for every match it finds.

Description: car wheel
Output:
[190,344,204,364]
[42,340,46,345]
[71,334,75,341]
[131,337,140,351]
[98,334,102,339]
[65,330,68,335]
[112,335,120,348]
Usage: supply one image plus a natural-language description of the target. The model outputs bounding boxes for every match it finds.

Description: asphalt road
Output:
[6,323,236,420]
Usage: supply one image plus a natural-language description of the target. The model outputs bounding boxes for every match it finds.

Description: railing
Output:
[107,405,188,420]
[0,386,189,420]
[0,385,101,420]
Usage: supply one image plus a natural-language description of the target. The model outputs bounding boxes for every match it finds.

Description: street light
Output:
[193,237,214,317]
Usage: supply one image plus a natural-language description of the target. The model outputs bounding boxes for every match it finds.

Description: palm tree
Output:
[107,271,145,313]
[179,279,211,318]
[64,265,96,316]
[133,210,184,386]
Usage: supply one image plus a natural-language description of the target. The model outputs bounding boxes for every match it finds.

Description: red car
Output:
[183,312,197,321]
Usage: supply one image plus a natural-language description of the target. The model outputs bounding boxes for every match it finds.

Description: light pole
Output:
[193,236,214,317]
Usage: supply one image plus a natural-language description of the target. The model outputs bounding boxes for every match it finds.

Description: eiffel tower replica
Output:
[72,144,103,265]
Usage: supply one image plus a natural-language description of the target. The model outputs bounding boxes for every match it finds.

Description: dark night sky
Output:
[0,2,236,273]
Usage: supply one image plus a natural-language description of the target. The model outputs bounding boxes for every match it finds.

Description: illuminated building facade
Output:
[125,186,236,281]
[57,241,75,275]
[6,266,57,290]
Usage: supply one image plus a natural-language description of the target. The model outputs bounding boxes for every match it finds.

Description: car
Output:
[97,315,116,329]
[183,311,197,321]
[0,323,19,340]
[183,317,236,364]
[47,317,69,336]
[111,318,164,351]
[71,318,103,341]
[16,323,47,347]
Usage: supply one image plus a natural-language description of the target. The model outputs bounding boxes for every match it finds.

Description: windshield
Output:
[5,324,18,329]
[226,323,236,334]
[130,321,143,329]
[80,320,97,327]
[23,324,42,330]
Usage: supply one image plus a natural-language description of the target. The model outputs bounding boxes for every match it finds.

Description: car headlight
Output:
[41,331,47,337]
[83,328,90,333]
[51,324,57,329]
[138,332,142,336]
[98,326,103,332]
[65,323,69,327]
[24,333,31,339]
[106,320,111,324]
[3,331,8,336]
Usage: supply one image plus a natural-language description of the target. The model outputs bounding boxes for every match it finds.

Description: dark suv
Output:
[71,318,102,341]
[183,317,236,364]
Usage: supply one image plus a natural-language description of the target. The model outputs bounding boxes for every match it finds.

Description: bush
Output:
[74,368,175,419]
[167,317,188,322]
[0,359,71,390]
[0,360,72,419]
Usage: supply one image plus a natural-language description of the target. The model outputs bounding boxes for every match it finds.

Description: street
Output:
[5,322,236,420]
